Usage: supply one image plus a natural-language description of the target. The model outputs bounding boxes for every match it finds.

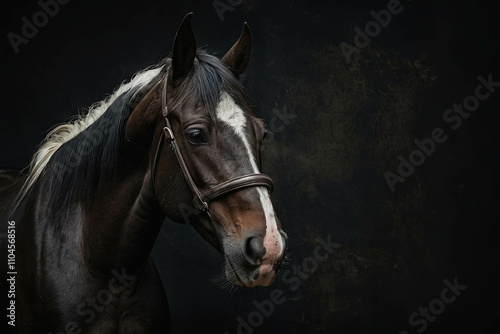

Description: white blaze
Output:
[215,92,284,262]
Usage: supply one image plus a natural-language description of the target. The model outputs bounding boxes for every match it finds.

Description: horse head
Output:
[126,14,287,288]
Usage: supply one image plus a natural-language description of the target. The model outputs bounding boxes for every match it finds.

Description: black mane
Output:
[37,73,161,225]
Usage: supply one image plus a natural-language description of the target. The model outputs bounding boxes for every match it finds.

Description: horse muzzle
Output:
[224,229,288,287]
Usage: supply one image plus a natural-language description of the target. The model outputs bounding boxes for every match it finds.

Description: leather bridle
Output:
[151,68,274,221]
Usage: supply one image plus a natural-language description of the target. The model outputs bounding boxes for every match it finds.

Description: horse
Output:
[0,13,288,333]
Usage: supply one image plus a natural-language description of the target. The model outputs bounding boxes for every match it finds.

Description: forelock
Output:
[169,50,252,120]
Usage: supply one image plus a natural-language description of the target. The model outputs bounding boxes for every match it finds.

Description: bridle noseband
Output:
[152,69,274,220]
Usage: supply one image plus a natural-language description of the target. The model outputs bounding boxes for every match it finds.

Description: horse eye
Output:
[186,129,207,145]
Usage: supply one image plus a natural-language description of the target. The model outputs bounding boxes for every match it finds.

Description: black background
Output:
[1,0,499,333]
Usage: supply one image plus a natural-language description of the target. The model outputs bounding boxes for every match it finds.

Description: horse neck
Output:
[33,124,167,276]
[80,139,167,273]
[35,80,194,274]
[78,86,190,273]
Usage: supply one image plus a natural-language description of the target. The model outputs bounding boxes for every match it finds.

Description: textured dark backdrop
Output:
[1,0,499,333]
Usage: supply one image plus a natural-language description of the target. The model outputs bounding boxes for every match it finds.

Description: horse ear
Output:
[172,13,196,84]
[222,22,253,75]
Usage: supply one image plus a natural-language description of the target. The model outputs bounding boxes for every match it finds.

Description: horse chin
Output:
[224,256,279,288]
[224,265,244,286]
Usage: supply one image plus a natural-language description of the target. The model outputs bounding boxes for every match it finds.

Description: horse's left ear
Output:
[221,23,253,75]
[172,12,197,84]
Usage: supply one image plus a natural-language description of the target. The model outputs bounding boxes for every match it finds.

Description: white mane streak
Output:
[16,65,162,204]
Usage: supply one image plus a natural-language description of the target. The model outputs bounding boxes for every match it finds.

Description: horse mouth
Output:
[225,257,278,287]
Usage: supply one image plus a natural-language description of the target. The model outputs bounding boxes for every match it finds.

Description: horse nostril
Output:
[242,234,265,266]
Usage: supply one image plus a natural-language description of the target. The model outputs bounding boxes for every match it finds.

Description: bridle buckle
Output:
[163,126,174,141]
